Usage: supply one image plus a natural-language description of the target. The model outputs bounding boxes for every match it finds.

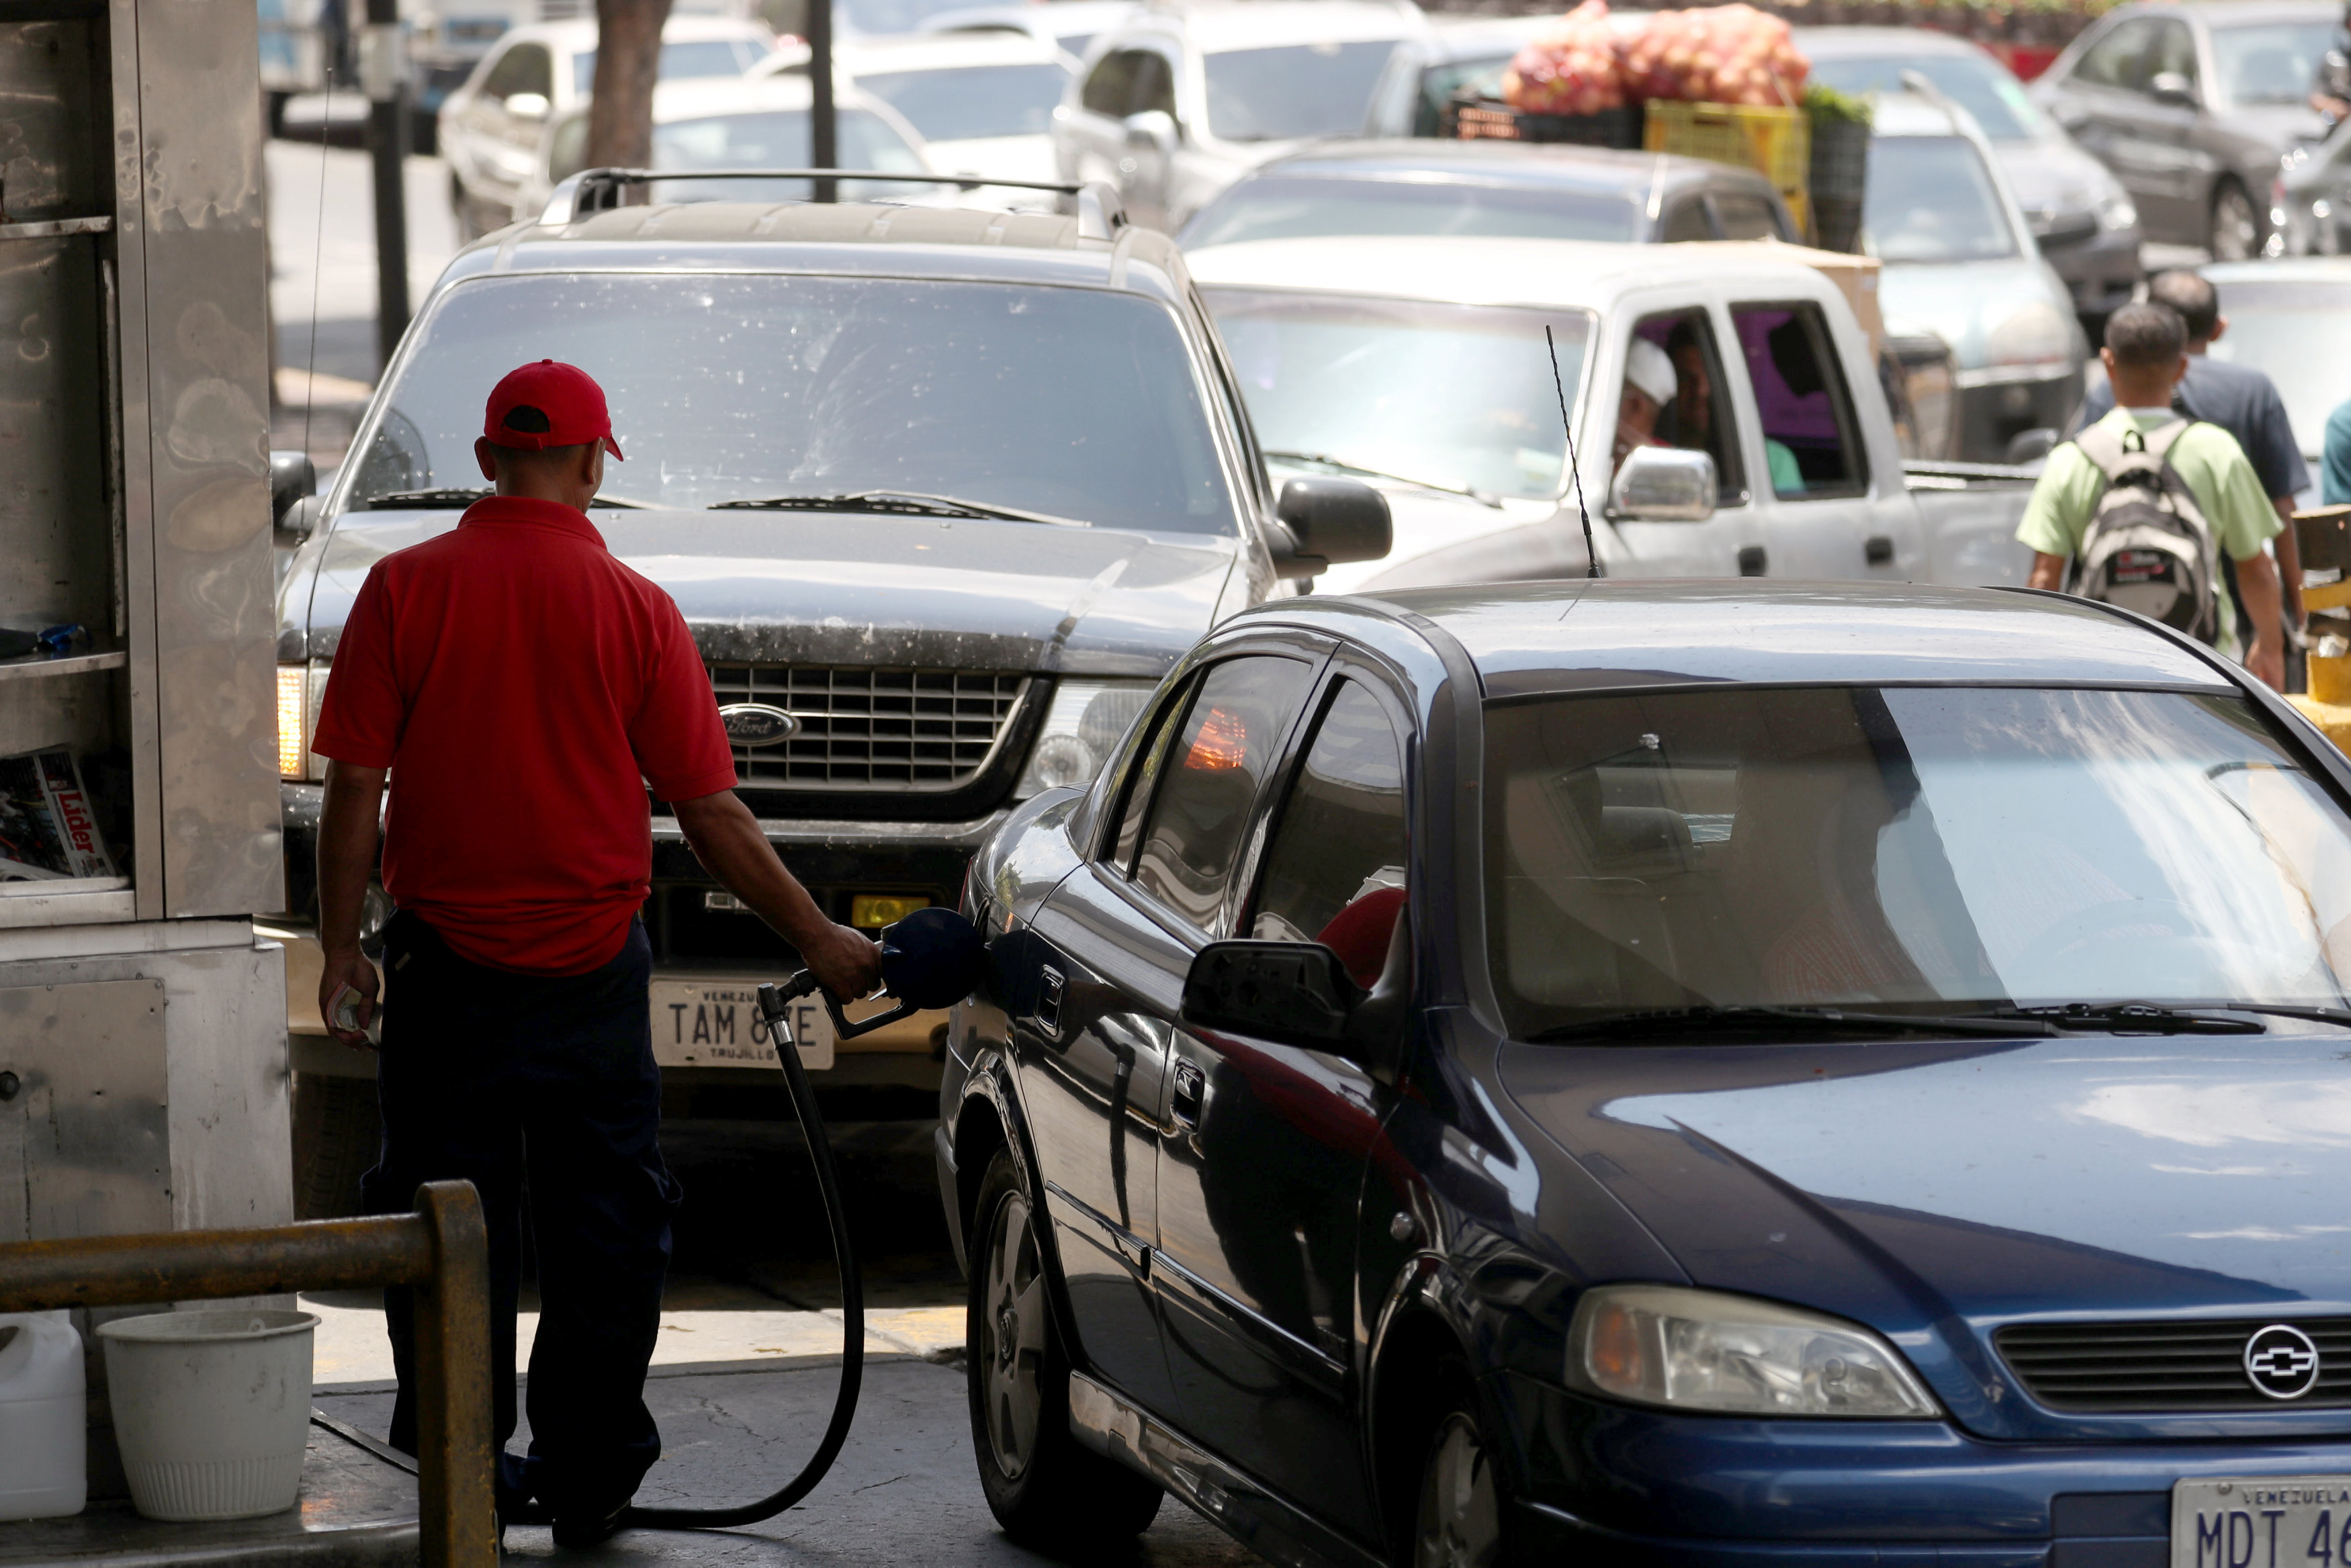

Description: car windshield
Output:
[1806,52,2041,140]
[572,38,765,94]
[2213,20,2335,105]
[1486,685,2351,1037]
[2205,282,2351,457]
[1183,175,1641,246]
[344,274,1236,531]
[1204,41,1401,140]
[842,0,986,35]
[637,107,928,199]
[854,61,1070,140]
[1865,135,2016,261]
[1204,289,1590,502]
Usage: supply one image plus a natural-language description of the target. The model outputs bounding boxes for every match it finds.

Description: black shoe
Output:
[550,1500,629,1549]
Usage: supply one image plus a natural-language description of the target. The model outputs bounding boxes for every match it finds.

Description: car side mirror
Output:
[1183,941,1361,1049]
[2034,209,2099,250]
[506,91,551,121]
[1609,446,1716,522]
[1123,107,1178,156]
[1272,477,1392,579]
[2148,71,2199,108]
[269,449,316,526]
[277,494,324,549]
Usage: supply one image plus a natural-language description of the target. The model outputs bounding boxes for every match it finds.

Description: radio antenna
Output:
[1547,324,1598,579]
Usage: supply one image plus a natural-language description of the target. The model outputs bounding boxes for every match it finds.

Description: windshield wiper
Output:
[1525,1005,2059,1044]
[2006,1002,2266,1035]
[708,490,1089,527]
[360,488,647,510]
[1262,451,1504,509]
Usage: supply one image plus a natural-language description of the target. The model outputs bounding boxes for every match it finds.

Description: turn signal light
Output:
[276,666,308,779]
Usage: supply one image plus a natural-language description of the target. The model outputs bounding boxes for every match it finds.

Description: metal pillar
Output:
[359,11,410,371]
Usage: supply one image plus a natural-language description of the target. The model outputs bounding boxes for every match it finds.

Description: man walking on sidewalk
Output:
[2023,303,2286,688]
[308,360,881,1544]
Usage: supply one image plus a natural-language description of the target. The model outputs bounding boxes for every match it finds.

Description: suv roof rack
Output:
[538,167,1130,240]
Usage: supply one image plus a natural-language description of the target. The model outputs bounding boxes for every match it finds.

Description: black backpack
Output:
[2066,419,2220,645]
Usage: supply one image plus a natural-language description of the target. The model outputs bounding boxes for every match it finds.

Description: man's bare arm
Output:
[2275,498,2306,628]
[671,788,883,999]
[2239,550,2287,692]
[2028,551,2067,591]
[317,760,388,1046]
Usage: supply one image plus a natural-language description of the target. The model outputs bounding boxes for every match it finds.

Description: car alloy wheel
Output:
[979,1183,1048,1481]
[1414,1412,1501,1568]
[2211,182,2260,261]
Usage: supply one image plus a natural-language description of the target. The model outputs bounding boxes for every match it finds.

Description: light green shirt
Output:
[2015,407,2281,660]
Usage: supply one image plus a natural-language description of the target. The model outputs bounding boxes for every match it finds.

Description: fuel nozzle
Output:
[756,906,986,1042]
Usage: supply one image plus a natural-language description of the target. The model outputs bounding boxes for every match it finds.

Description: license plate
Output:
[2172,1477,2351,1566]
[648,979,833,1071]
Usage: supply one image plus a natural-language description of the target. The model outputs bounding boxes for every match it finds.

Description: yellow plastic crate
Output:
[1644,100,1810,233]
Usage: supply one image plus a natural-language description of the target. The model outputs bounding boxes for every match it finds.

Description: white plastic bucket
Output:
[97,1309,318,1521]
[0,1309,86,1520]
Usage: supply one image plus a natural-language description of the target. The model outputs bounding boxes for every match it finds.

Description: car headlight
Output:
[1986,300,2074,368]
[275,663,330,782]
[2094,187,2137,232]
[1566,1284,1941,1418]
[1014,678,1157,798]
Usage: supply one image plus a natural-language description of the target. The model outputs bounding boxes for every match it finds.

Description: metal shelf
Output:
[0,216,112,241]
[0,645,127,682]
[0,875,130,900]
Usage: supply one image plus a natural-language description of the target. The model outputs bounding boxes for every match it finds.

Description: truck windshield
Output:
[343,274,1237,533]
[1202,289,1591,501]
[1487,685,2351,1038]
[1184,176,1642,247]
[1204,42,1401,141]
[1864,136,2016,262]
[853,62,1071,140]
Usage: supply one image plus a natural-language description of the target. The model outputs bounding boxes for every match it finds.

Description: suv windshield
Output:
[1204,41,1401,140]
[1486,686,2351,1037]
[1865,136,2016,262]
[854,62,1071,140]
[1184,175,1641,246]
[1203,289,1591,500]
[345,274,1237,531]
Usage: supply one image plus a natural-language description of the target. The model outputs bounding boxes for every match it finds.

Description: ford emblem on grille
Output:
[2244,1325,2321,1399]
[719,703,799,747]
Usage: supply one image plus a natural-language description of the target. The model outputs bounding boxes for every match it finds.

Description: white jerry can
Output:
[0,1309,87,1520]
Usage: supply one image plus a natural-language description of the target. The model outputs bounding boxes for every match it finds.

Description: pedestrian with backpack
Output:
[2020,302,2285,690]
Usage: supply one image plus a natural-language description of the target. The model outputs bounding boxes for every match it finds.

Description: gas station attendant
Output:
[308,361,882,1544]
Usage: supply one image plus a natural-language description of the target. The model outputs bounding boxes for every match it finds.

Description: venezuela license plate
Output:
[648,978,834,1071]
[2173,1477,2351,1567]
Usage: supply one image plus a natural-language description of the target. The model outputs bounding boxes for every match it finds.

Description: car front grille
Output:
[707,664,1029,792]
[1998,1318,2351,1412]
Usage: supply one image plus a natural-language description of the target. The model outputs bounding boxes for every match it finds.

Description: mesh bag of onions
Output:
[1619,3,1809,108]
[1502,0,1628,117]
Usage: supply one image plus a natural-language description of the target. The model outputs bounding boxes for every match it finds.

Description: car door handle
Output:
[1170,1058,1204,1128]
[1738,545,1767,577]
[1865,535,1894,565]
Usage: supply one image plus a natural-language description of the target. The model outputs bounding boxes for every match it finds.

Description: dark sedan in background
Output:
[1801,26,2143,315]
[940,580,2351,1566]
[2033,0,2335,259]
[1177,139,1798,249]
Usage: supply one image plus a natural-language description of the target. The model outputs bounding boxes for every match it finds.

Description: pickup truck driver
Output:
[309,360,882,1544]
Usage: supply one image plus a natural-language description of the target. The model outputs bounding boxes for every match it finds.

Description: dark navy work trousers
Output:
[361,909,680,1515]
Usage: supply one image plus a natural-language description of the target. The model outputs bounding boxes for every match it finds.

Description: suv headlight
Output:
[1567,1284,1940,1418]
[1986,300,2074,369]
[1014,678,1157,798]
[2095,188,2137,232]
[275,663,330,782]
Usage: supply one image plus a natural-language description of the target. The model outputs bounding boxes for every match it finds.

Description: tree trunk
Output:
[587,0,672,172]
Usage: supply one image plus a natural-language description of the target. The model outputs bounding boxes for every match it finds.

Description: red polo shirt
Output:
[312,497,736,975]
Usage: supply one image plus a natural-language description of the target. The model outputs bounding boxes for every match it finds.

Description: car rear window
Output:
[1486,685,2351,1037]
[854,61,1071,140]
[573,38,767,95]
[1865,136,2016,262]
[1183,175,1642,246]
[345,274,1237,533]
[1204,40,1401,141]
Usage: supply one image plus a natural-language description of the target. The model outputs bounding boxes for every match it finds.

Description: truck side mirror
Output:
[1609,446,1716,522]
[505,91,551,122]
[1122,108,1178,158]
[1272,477,1392,579]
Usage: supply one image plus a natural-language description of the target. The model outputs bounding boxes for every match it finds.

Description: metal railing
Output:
[0,1179,494,1568]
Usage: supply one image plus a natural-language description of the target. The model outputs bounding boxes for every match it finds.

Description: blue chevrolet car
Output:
[937,580,2351,1567]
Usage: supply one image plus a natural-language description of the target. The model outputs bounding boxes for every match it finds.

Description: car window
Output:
[1660,199,1712,242]
[2213,19,2335,105]
[482,42,551,101]
[1131,49,1176,118]
[1204,41,1398,141]
[2149,19,2197,85]
[1109,674,1196,872]
[2074,18,2157,93]
[1083,48,1141,115]
[1712,191,1783,241]
[549,111,589,181]
[1416,52,1511,135]
[1730,302,1867,500]
[1250,681,1407,987]
[1863,135,2016,262]
[854,61,1071,140]
[573,39,767,95]
[1130,656,1315,933]
[1632,308,1746,504]
[1806,52,2041,141]
[646,107,928,201]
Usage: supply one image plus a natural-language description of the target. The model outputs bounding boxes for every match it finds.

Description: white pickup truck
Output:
[1183,235,2039,592]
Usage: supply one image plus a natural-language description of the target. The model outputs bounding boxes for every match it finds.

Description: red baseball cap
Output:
[483,360,625,460]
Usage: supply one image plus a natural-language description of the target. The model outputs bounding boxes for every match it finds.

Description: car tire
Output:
[965,1145,1162,1547]
[1407,1356,1510,1568]
[2209,179,2261,261]
[290,1070,380,1220]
